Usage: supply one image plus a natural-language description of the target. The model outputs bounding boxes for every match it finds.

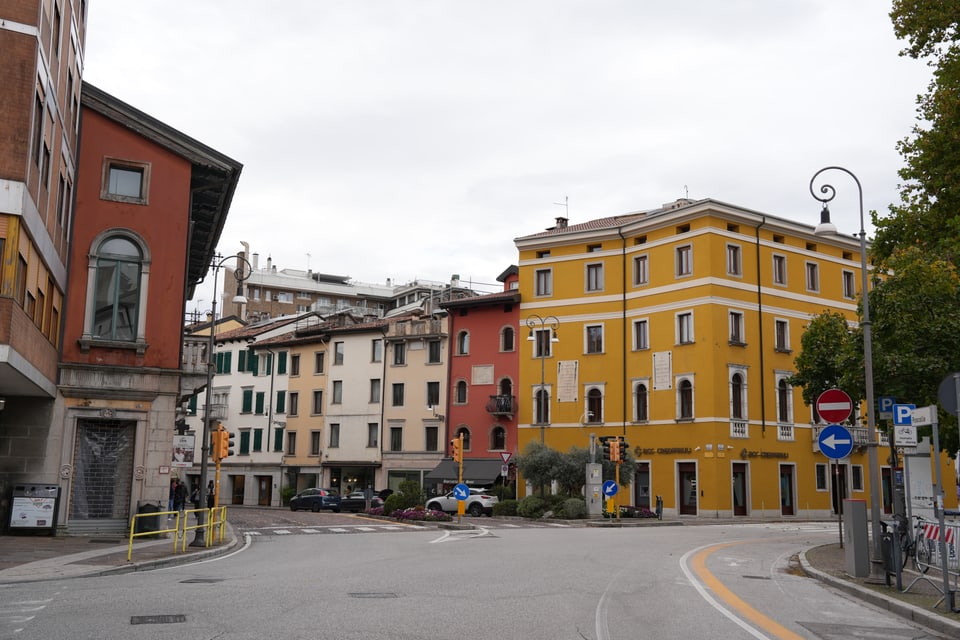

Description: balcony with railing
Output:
[777,423,795,441]
[486,395,517,417]
[811,425,877,452]
[730,420,749,439]
[386,318,445,339]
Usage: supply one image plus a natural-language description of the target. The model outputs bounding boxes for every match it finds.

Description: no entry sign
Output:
[816,388,853,424]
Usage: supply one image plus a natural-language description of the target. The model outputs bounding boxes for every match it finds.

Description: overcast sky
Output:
[83,1,930,302]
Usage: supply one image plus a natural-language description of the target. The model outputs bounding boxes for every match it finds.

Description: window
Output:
[777,378,792,423]
[491,426,506,450]
[314,352,325,374]
[277,351,288,375]
[390,426,403,452]
[677,312,694,344]
[456,331,470,355]
[533,328,554,358]
[676,245,692,277]
[729,311,744,345]
[370,379,381,403]
[535,268,553,296]
[286,431,297,456]
[586,387,603,423]
[727,244,742,276]
[393,342,406,365]
[310,431,321,455]
[333,341,345,365]
[775,319,790,352]
[816,464,828,491]
[852,465,864,491]
[102,159,149,204]
[635,382,649,422]
[255,391,265,415]
[501,326,515,352]
[455,380,468,404]
[253,429,263,452]
[239,430,250,455]
[842,270,855,299]
[455,427,471,450]
[392,383,405,406]
[731,372,745,419]
[15,255,27,307]
[587,244,602,253]
[425,426,439,451]
[367,423,378,448]
[289,392,299,416]
[329,423,340,448]
[537,250,551,258]
[242,389,253,414]
[290,354,300,376]
[586,263,604,292]
[773,254,787,285]
[678,379,694,419]
[633,254,649,286]
[633,319,649,350]
[428,339,441,363]
[534,388,550,424]
[332,380,343,404]
[805,262,819,292]
[90,235,143,342]
[586,324,603,354]
[426,381,440,407]
[312,390,323,415]
[371,338,383,362]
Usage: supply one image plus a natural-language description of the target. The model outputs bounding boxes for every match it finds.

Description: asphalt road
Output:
[1,514,953,640]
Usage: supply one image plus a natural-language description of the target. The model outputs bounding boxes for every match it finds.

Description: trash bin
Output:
[135,502,161,534]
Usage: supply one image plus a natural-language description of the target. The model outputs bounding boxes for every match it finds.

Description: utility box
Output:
[9,485,60,533]
[585,463,603,518]
[843,498,870,577]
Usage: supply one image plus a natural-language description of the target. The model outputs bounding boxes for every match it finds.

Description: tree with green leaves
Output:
[515,441,637,496]
[787,311,862,410]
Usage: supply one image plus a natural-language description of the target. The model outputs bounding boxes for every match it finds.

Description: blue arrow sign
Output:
[818,424,853,460]
[453,483,470,501]
[602,480,618,497]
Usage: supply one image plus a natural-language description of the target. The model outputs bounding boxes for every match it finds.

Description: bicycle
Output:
[895,514,932,574]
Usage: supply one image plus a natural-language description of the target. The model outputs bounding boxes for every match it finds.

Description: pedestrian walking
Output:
[173,479,188,513]
[206,480,216,508]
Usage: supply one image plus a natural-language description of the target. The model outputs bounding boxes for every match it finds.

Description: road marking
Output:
[355,527,376,532]
[247,531,262,535]
[681,541,805,640]
[301,529,320,533]
[329,528,349,533]
[544,523,570,527]
[274,530,292,535]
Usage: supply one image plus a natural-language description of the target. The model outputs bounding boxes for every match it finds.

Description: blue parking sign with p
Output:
[878,396,895,420]
[893,403,915,426]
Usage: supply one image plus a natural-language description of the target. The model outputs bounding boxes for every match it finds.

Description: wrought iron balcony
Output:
[486,395,517,416]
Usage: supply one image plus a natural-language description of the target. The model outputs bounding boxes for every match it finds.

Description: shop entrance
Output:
[732,463,748,516]
[231,474,245,505]
[256,475,272,506]
[779,464,795,516]
[678,462,697,515]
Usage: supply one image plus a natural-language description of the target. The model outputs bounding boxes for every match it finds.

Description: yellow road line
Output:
[689,541,806,640]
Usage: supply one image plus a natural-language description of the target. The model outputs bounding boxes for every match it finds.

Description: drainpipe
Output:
[755,217,768,435]
[618,227,628,436]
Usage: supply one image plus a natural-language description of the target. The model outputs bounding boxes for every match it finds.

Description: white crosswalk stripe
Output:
[274,529,292,535]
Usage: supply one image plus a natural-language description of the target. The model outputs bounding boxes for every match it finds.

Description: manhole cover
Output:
[348,593,398,599]
[130,615,187,625]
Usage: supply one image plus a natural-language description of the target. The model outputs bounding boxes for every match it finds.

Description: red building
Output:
[51,84,241,534]
[432,266,520,489]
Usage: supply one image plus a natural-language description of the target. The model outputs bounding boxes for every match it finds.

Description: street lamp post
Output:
[525,314,560,444]
[809,166,883,562]
[191,253,251,547]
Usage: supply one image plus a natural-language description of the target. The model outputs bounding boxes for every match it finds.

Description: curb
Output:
[798,548,960,637]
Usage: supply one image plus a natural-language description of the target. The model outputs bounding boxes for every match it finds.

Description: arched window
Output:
[731,373,744,419]
[501,326,515,352]
[586,388,603,423]
[455,380,468,404]
[491,426,506,450]
[679,379,694,419]
[635,383,648,422]
[499,378,512,397]
[457,330,470,355]
[455,426,471,450]
[534,388,550,424]
[777,378,792,423]
[93,236,141,340]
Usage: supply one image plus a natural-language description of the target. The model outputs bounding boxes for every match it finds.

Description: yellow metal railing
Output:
[128,507,229,561]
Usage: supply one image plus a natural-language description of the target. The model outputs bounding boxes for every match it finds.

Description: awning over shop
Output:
[424,459,503,485]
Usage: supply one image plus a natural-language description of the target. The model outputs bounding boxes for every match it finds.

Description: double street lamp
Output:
[525,314,559,444]
[809,166,882,561]
[191,253,251,547]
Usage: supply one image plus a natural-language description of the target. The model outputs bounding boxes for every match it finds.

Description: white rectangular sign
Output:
[911,405,936,427]
[894,424,918,447]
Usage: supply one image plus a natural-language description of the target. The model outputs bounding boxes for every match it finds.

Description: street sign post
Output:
[602,480,618,497]
[818,424,853,460]
[816,389,853,424]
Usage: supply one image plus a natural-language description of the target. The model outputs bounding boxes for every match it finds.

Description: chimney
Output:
[252,252,259,270]
[555,217,568,229]
[266,255,272,270]
[451,274,460,287]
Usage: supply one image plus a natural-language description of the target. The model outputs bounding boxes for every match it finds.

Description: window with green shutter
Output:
[276,390,286,413]
[188,395,197,414]
[242,389,253,413]
[222,351,232,374]
[273,427,284,452]
[239,430,251,454]
[253,428,263,452]
[277,351,287,374]
[255,391,265,414]
[238,349,247,372]
[248,348,258,374]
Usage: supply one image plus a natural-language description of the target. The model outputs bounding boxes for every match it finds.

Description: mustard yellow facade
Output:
[515,199,956,519]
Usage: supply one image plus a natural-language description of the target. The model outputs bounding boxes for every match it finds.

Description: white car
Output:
[426,488,498,517]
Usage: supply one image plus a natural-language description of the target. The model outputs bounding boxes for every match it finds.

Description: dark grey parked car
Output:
[289,488,341,513]
[340,491,384,513]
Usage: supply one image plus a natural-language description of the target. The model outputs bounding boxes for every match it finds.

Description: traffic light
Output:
[618,439,628,462]
[610,437,621,462]
[601,437,611,461]
[451,437,462,463]
[211,427,225,462]
[225,430,236,458]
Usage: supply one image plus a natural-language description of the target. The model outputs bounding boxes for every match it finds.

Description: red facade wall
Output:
[61,108,192,370]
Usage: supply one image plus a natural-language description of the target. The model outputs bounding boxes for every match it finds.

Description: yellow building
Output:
[515,198,956,519]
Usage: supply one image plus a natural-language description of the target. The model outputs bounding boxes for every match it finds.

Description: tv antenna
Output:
[553,196,569,217]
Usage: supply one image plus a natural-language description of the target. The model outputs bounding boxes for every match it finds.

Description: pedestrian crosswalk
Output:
[237,520,574,537]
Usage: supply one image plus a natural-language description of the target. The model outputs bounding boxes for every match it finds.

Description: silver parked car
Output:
[426,488,498,517]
